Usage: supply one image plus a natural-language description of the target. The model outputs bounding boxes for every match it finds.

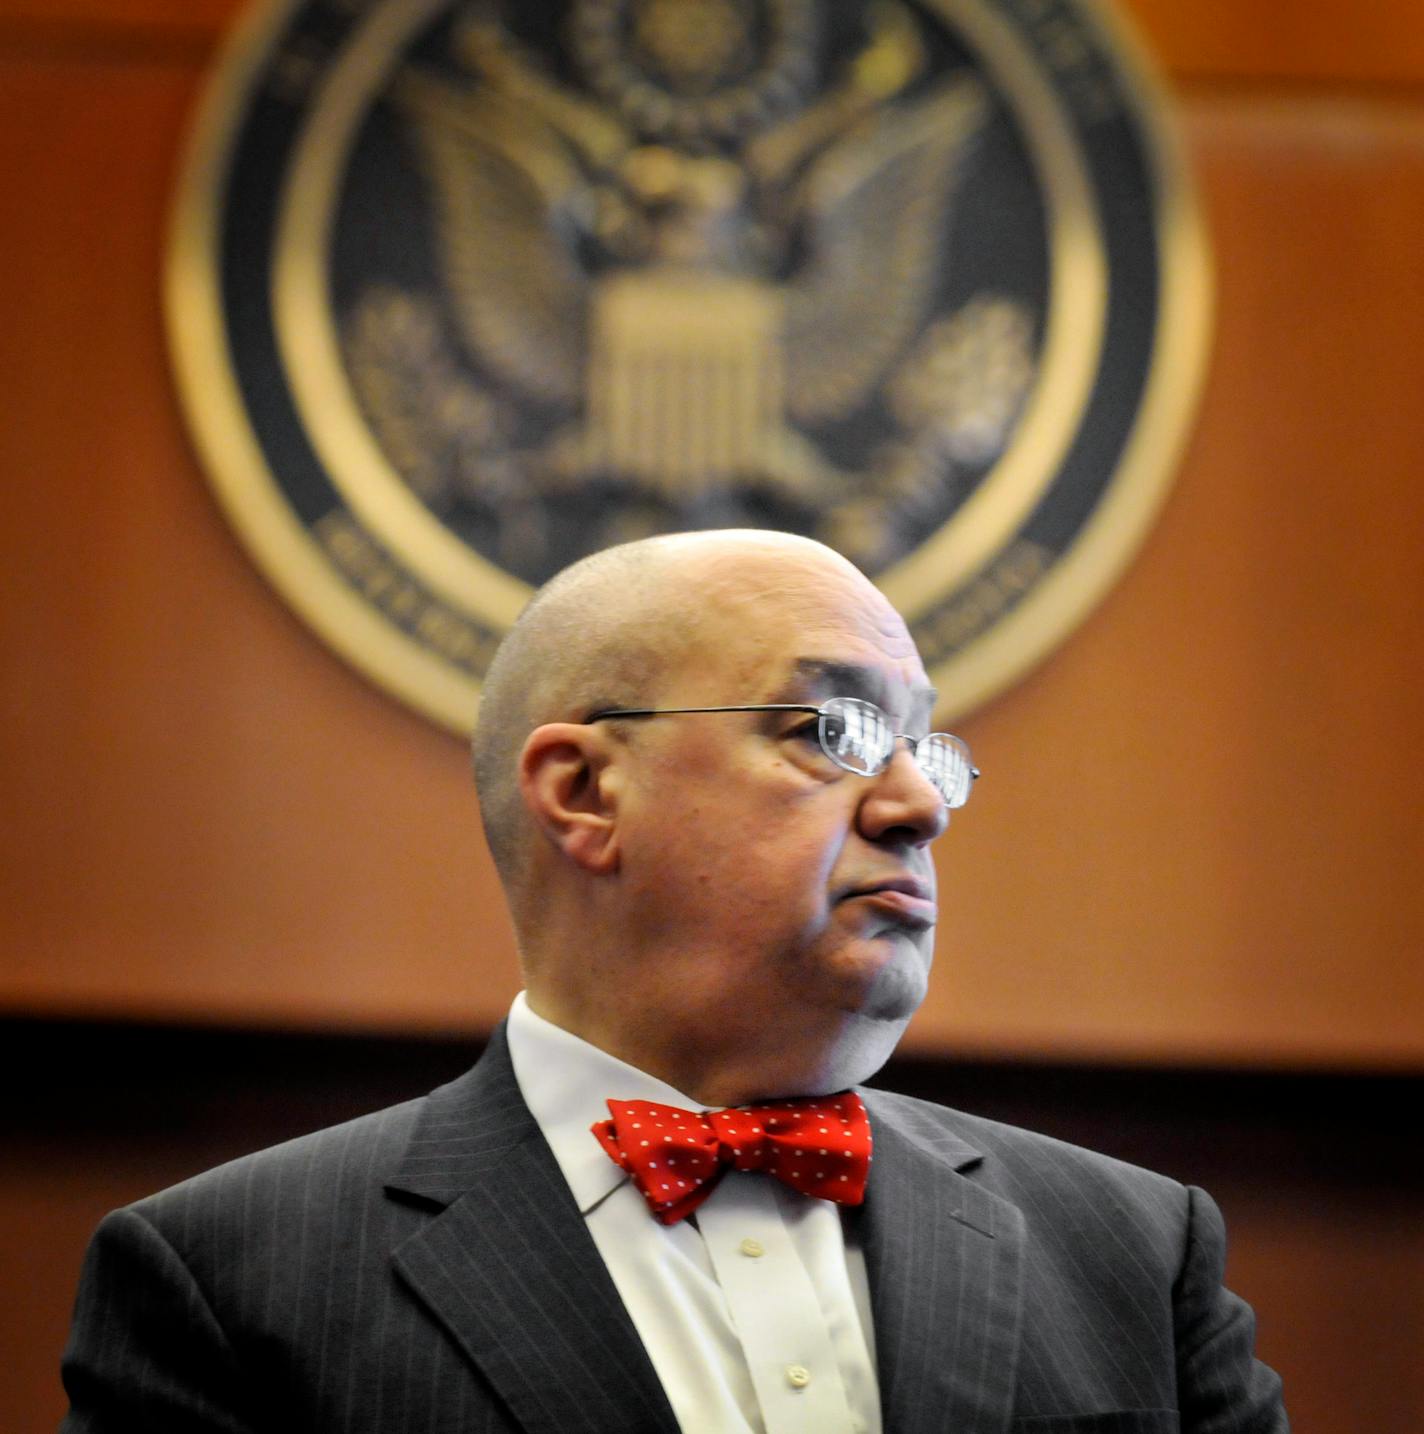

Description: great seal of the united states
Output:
[168,0,1210,731]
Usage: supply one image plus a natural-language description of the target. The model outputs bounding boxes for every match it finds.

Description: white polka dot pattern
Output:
[591,1093,872,1225]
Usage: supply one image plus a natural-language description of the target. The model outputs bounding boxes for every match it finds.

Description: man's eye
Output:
[786,718,822,744]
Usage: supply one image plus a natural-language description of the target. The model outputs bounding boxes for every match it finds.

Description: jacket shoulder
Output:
[127,1059,490,1243]
[864,1086,1190,1218]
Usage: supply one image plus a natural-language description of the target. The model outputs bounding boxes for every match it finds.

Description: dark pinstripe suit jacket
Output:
[61,1027,1287,1433]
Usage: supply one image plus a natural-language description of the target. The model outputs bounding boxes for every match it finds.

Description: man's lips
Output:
[838,877,937,930]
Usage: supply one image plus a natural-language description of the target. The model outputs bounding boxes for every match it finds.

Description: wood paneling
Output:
[912,96,1424,1067]
[3,0,1424,86]
[3,46,1420,1065]
[0,47,523,1034]
[1117,0,1424,87]
[0,0,236,39]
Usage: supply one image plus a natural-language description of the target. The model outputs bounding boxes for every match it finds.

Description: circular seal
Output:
[168,0,1210,731]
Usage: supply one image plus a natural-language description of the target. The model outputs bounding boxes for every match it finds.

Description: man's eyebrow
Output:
[782,659,938,724]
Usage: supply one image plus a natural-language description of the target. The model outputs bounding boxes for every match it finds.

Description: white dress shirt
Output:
[505,992,882,1434]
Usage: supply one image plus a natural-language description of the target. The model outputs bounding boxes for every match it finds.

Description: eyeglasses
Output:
[586,696,980,809]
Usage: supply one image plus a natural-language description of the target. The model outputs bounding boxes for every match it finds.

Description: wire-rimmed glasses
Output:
[586,696,979,809]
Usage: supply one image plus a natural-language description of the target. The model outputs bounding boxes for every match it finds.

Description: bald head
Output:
[472,528,947,1101]
[472,529,890,885]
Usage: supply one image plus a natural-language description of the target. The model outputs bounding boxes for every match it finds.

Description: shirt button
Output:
[739,1237,765,1258]
[785,1364,811,1389]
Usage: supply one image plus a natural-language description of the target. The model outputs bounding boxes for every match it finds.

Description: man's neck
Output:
[519,986,877,1106]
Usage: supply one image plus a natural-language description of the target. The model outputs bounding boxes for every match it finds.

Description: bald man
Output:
[62,532,1288,1433]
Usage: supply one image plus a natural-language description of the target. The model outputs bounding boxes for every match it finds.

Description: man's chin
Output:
[859,964,929,1023]
[840,930,932,1020]
[805,944,930,1089]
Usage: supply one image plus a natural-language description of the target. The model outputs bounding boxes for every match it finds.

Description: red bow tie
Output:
[591,1092,872,1225]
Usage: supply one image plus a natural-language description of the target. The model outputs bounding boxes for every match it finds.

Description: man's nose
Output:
[857,744,950,845]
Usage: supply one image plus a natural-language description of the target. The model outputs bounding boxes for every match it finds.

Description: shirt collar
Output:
[506,990,708,1216]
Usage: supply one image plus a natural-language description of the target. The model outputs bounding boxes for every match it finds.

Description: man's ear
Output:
[517,723,622,875]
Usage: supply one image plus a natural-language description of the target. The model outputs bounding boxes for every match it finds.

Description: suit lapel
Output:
[386,1028,679,1434]
[860,1091,1026,1434]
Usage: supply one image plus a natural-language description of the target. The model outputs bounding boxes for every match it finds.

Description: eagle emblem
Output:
[170,0,1207,730]
[344,0,1034,578]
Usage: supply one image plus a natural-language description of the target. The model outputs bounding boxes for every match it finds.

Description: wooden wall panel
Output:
[0,0,235,38]
[1118,0,1424,86]
[0,47,521,1032]
[912,96,1424,1067]
[4,0,1424,86]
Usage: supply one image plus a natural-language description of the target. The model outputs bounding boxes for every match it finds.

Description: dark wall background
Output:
[2,1,1423,1429]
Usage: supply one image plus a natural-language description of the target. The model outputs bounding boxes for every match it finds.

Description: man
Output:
[62,530,1287,1432]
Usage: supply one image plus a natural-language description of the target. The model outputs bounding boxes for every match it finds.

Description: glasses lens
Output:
[818,698,892,775]
[915,734,974,808]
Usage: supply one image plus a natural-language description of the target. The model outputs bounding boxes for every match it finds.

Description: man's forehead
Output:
[776,658,937,724]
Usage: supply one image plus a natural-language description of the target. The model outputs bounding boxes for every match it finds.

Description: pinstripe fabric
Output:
[62,1032,677,1434]
[861,1090,1286,1433]
[61,1031,1286,1433]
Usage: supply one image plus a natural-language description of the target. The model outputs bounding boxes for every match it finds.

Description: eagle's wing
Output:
[396,72,592,408]
[783,76,987,426]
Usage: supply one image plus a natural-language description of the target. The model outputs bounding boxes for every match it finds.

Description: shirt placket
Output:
[698,1173,860,1433]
